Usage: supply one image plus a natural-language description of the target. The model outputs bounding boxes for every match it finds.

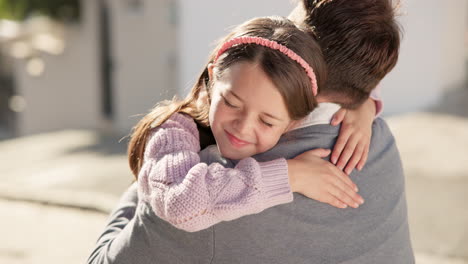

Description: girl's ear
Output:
[207,63,215,82]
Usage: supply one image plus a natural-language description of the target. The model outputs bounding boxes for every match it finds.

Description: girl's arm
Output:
[86,148,362,263]
[138,114,362,232]
[141,113,363,232]
[330,87,382,175]
[139,113,293,232]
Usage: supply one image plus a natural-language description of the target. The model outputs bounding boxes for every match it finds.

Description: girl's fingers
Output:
[344,143,365,175]
[331,109,347,126]
[331,129,351,164]
[324,194,348,209]
[304,148,331,158]
[326,184,361,209]
[328,163,358,191]
[335,136,359,171]
[357,144,369,171]
[327,176,364,207]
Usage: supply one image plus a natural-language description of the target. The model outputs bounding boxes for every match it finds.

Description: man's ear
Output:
[288,1,307,24]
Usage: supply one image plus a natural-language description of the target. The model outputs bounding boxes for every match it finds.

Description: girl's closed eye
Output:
[260,119,273,127]
[222,96,238,108]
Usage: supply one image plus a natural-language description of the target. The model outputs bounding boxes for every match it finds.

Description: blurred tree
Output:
[0,0,80,22]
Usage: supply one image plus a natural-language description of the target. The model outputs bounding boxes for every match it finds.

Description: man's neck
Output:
[290,102,341,131]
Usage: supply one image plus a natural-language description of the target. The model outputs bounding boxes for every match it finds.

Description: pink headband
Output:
[214,36,318,96]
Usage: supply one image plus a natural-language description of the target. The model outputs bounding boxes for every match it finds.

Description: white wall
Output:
[108,0,177,133]
[177,0,296,96]
[15,0,101,136]
[380,0,468,115]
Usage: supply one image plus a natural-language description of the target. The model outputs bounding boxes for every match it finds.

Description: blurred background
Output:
[0,0,467,263]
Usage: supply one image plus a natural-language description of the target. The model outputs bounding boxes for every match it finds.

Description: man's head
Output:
[289,0,401,108]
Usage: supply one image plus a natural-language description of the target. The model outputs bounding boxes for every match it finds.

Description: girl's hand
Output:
[330,98,376,175]
[287,149,364,209]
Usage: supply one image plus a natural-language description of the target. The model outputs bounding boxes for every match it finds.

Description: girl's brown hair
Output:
[128,16,326,179]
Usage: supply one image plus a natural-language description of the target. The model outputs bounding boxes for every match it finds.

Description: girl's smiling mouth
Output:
[225,130,250,148]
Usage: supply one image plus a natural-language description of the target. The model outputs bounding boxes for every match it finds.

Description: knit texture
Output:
[137,113,293,232]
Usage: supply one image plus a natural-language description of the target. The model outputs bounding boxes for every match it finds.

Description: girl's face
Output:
[208,62,293,160]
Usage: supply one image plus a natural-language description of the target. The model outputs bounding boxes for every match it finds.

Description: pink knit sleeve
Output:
[137,113,293,232]
[370,85,383,117]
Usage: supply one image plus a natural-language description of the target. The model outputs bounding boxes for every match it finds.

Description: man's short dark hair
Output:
[298,0,401,108]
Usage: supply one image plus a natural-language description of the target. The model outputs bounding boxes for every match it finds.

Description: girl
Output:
[128,16,365,232]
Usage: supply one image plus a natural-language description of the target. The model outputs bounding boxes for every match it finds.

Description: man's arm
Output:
[87,183,138,264]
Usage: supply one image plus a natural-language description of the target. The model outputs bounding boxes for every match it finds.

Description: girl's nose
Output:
[233,113,253,136]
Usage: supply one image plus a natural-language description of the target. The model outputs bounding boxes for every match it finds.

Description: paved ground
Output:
[1,89,468,263]
[394,113,468,262]
[0,200,107,264]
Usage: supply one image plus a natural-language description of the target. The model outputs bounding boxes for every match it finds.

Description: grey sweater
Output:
[87,118,414,264]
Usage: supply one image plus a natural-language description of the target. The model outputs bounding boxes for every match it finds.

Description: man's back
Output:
[210,118,414,263]
[88,118,414,264]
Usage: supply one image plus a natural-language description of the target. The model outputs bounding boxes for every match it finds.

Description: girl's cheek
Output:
[215,105,230,119]
[257,131,279,151]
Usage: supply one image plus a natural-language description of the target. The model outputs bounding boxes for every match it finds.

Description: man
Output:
[88,1,414,263]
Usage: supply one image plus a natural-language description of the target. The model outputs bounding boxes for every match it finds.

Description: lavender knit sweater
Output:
[137,113,293,232]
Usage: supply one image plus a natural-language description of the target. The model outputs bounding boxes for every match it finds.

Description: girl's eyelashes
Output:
[261,119,273,127]
[221,94,273,127]
[222,96,238,108]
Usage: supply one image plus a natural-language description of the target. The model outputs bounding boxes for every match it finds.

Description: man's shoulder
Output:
[199,145,235,167]
[285,117,395,144]
[372,117,392,134]
[370,117,398,148]
[257,118,397,161]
